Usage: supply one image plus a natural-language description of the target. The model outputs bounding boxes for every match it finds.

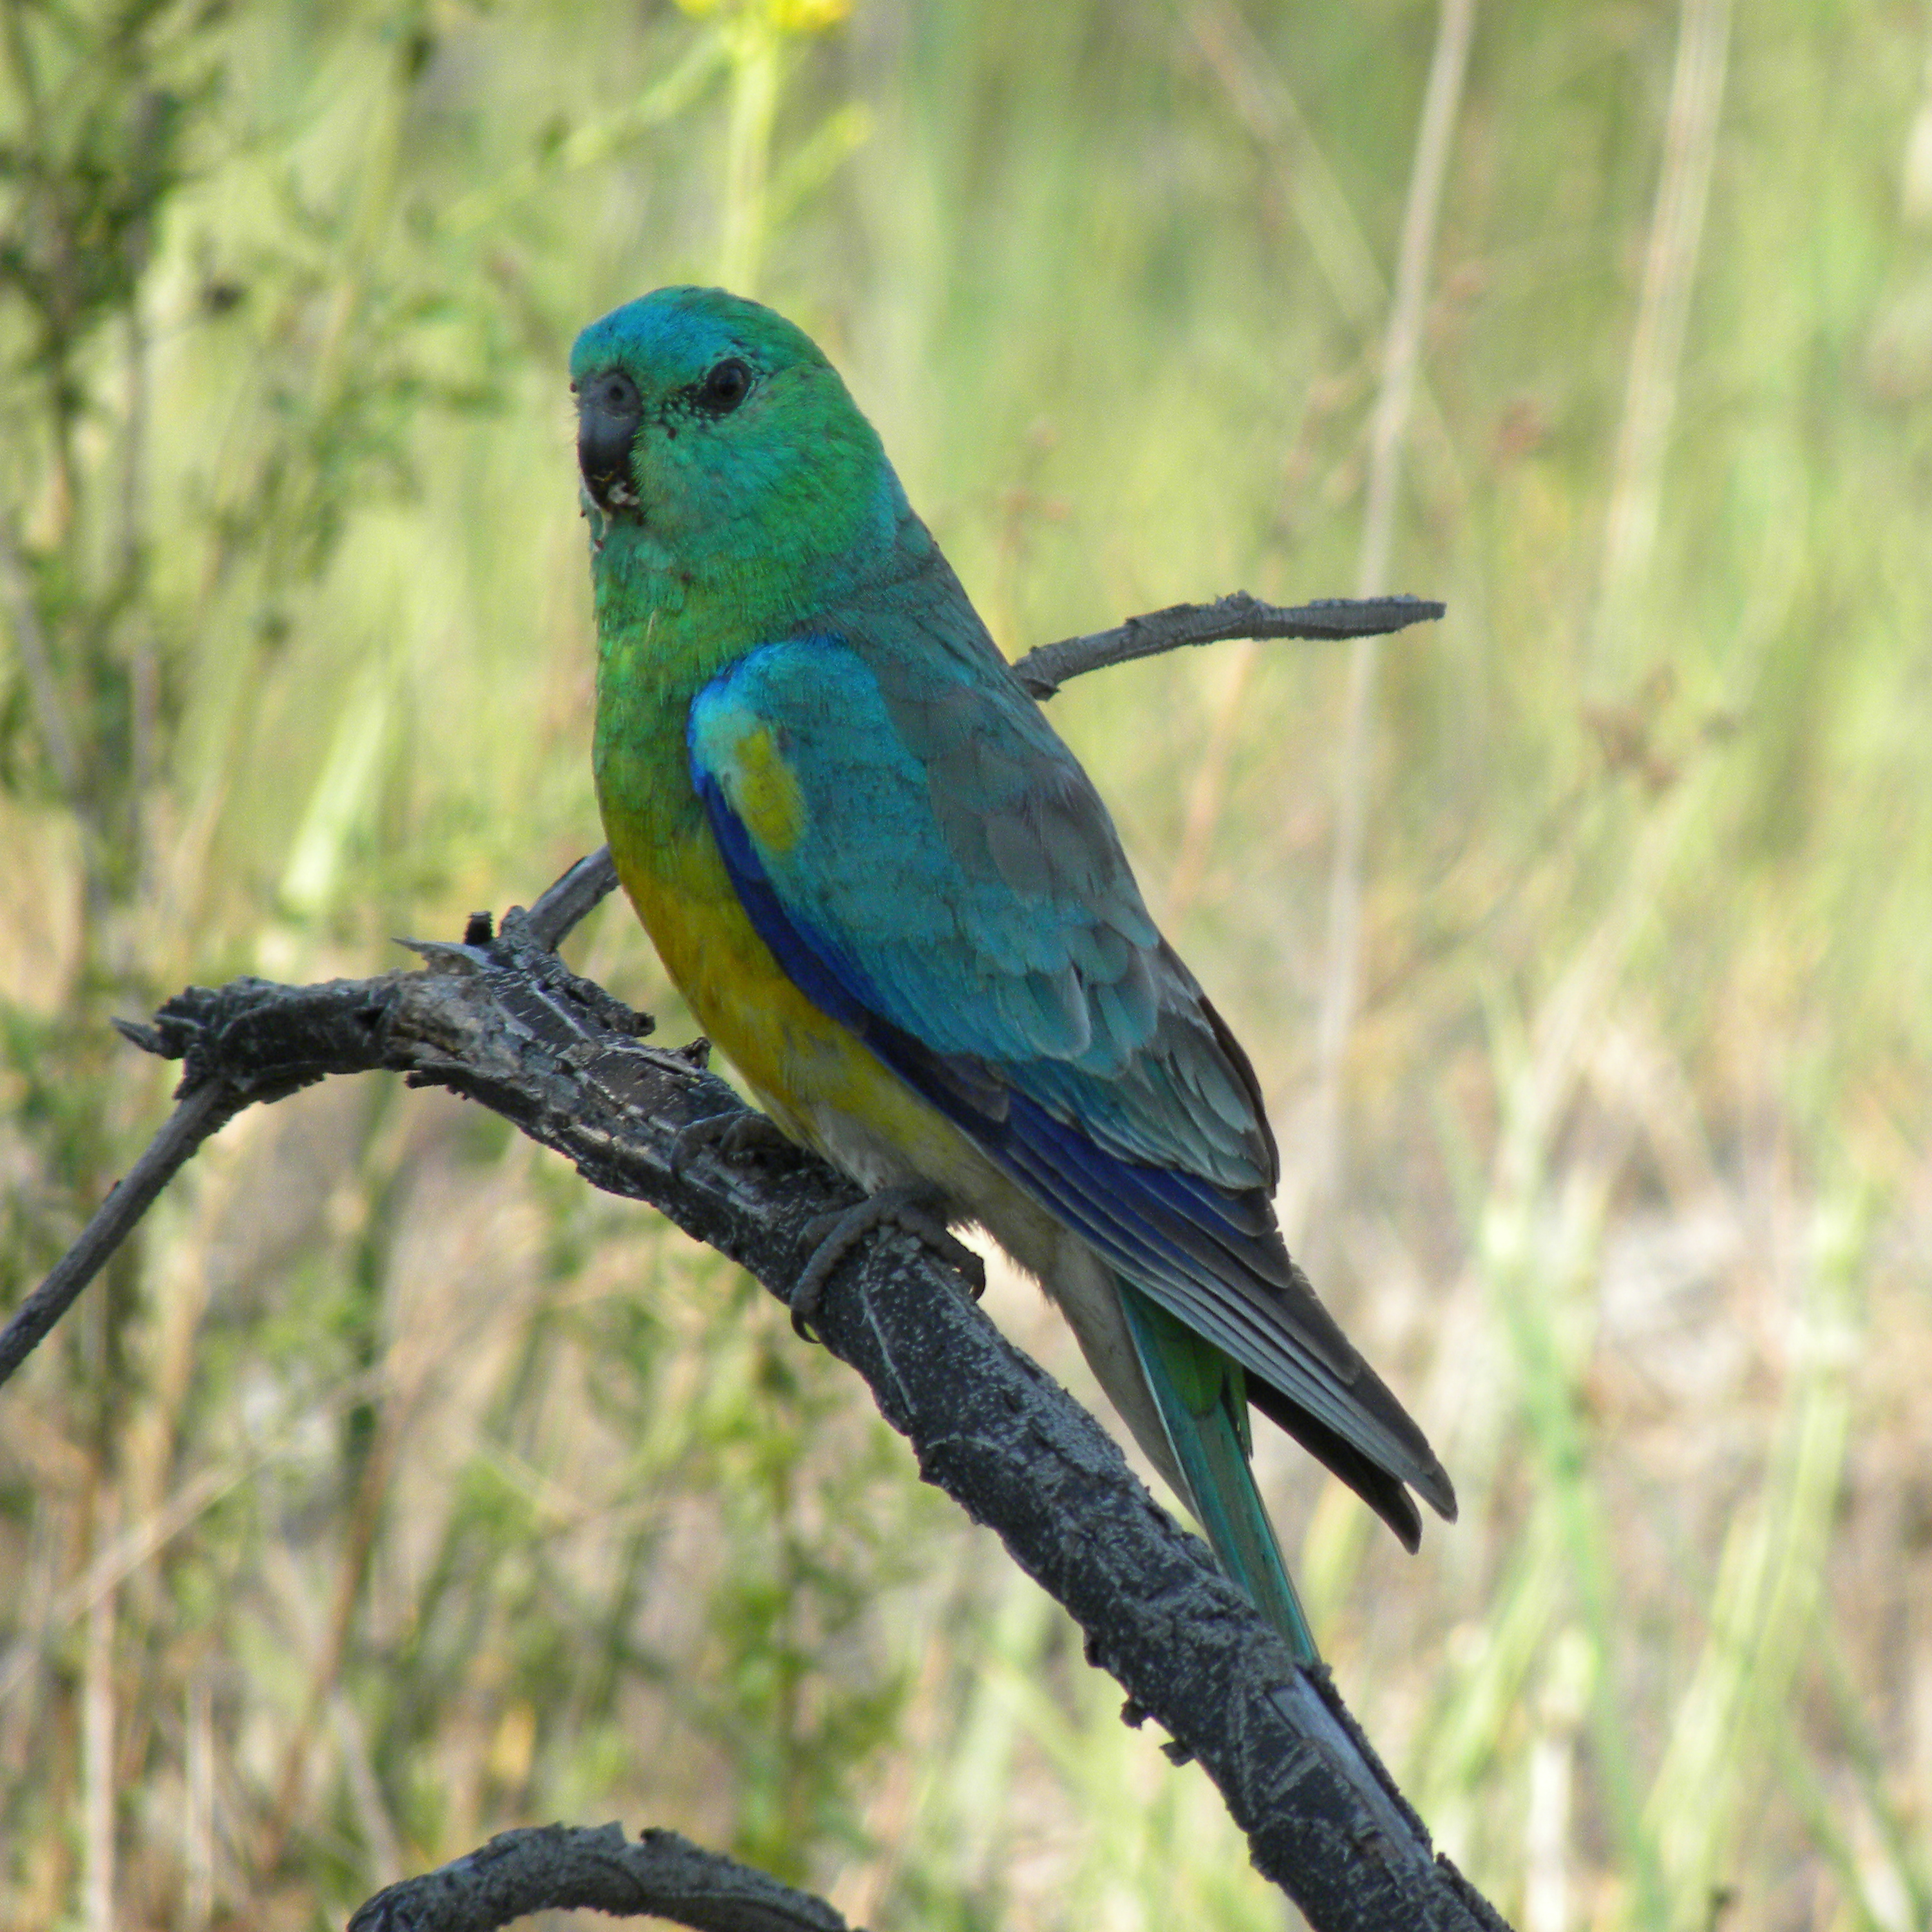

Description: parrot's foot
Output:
[790,1184,987,1341]
[668,1104,791,1179]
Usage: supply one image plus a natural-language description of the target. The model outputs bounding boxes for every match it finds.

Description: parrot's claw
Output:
[790,1183,985,1341]
[668,1105,790,1179]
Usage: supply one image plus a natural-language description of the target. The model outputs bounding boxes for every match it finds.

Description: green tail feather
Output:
[1118,1280,1320,1664]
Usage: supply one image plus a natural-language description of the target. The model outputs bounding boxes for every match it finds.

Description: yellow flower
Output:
[674,0,850,28]
[768,0,850,28]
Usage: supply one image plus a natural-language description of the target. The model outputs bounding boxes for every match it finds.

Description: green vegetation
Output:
[4,1,1929,1926]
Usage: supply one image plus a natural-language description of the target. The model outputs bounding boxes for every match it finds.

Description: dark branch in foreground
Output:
[5,590,1501,1932]
[0,1079,247,1385]
[347,1823,848,1932]
[55,907,1502,1932]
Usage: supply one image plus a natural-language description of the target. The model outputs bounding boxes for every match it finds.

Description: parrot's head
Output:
[569,287,900,598]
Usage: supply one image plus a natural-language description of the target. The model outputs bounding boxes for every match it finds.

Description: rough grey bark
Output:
[347,1824,851,1932]
[86,900,1506,1932]
[6,592,1510,1931]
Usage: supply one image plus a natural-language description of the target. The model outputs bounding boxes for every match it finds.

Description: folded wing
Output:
[685,625,1453,1542]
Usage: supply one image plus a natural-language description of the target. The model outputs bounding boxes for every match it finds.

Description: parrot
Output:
[571,285,1454,1664]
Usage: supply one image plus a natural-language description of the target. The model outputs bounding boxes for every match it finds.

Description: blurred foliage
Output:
[4,0,1931,1927]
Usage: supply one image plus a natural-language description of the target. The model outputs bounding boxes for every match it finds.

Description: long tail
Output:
[1117,1279,1320,1664]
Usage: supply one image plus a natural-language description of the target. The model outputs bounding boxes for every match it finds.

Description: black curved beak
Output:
[576,370,645,515]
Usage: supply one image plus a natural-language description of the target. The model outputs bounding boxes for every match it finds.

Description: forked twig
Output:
[45,904,1497,1930]
[4,591,1502,1932]
[7,585,1446,1390]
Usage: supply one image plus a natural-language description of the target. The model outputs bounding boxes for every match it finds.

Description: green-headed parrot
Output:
[572,286,1454,1663]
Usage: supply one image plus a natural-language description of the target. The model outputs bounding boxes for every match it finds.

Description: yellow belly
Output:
[607,812,1180,1502]
[611,825,974,1191]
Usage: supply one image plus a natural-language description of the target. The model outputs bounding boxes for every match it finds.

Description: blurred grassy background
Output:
[5,0,1931,1926]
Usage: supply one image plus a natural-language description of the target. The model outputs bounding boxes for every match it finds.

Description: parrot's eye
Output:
[696,357,752,414]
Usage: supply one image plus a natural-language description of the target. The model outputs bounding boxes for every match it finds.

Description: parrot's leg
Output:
[791,1182,987,1338]
[668,1104,792,1178]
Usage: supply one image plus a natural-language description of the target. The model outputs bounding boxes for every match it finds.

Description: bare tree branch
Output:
[347,1823,849,1932]
[522,848,623,951]
[1010,589,1444,699]
[0,1077,249,1385]
[3,591,1499,1931]
[31,907,1503,1931]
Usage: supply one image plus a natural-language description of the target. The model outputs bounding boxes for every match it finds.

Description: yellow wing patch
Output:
[718,720,808,855]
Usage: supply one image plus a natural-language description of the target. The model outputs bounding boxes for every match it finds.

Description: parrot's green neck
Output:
[589,527,741,862]
[587,464,913,857]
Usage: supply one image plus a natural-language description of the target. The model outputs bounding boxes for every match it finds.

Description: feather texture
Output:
[575,285,1454,1658]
